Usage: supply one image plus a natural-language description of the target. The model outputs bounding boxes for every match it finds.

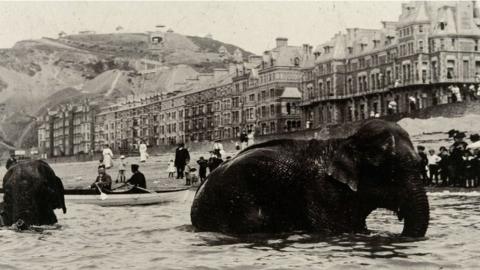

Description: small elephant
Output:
[191,120,429,237]
[1,160,66,229]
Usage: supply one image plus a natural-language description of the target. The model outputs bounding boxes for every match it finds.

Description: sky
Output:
[0,1,405,54]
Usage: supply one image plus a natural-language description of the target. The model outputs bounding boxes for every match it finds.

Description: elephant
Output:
[0,160,66,230]
[191,119,429,237]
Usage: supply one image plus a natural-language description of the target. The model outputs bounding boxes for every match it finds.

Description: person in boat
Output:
[90,165,112,191]
[126,164,146,189]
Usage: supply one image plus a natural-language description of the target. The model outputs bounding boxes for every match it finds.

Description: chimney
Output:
[228,63,237,75]
[213,68,228,80]
[276,37,288,48]
[302,44,309,54]
[248,55,262,66]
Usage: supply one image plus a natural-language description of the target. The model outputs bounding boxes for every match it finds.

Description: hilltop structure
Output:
[36,1,480,156]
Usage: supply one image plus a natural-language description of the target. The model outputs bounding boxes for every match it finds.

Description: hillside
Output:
[0,31,253,151]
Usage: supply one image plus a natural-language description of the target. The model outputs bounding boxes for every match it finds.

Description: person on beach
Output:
[126,164,146,189]
[438,146,450,186]
[139,140,148,163]
[116,155,127,183]
[240,129,248,150]
[184,159,193,186]
[247,129,255,146]
[197,156,208,183]
[102,144,114,169]
[417,145,429,185]
[5,152,17,170]
[213,140,224,158]
[90,165,112,191]
[427,149,441,186]
[449,132,468,187]
[167,159,176,179]
[174,143,190,179]
[208,152,223,173]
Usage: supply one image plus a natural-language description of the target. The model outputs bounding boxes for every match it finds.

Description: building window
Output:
[439,22,445,31]
[419,24,423,33]
[418,40,423,53]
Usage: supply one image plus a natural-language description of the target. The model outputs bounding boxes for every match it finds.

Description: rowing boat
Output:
[64,187,191,206]
[0,187,191,207]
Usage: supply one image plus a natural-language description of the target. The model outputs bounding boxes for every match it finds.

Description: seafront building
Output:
[37,1,480,156]
[37,100,95,156]
[301,1,480,127]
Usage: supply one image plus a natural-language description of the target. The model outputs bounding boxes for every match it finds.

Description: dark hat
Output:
[448,129,458,138]
[439,146,447,152]
[470,133,480,142]
[131,164,139,171]
[98,165,106,169]
[417,145,425,150]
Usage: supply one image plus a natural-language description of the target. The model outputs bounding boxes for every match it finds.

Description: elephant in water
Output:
[1,160,66,230]
[191,120,429,237]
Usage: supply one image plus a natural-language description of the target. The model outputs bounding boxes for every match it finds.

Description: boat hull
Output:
[0,188,191,207]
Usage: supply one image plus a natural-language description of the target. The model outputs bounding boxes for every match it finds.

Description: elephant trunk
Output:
[399,181,429,237]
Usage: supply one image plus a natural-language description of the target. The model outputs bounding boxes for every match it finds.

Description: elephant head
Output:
[327,119,429,237]
[2,160,66,229]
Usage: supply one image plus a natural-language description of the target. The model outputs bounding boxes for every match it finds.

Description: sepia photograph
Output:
[0,0,479,269]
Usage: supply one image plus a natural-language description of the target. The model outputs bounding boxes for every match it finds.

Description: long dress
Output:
[102,148,113,169]
[247,133,255,146]
[139,143,148,162]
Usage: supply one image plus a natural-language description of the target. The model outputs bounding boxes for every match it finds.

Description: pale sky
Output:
[0,1,405,54]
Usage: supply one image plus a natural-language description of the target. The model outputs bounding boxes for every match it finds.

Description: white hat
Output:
[120,155,125,159]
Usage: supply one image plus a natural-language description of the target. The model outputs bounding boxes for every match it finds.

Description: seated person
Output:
[90,165,112,191]
[126,164,146,189]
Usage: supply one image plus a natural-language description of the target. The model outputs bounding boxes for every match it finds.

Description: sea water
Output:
[0,190,478,269]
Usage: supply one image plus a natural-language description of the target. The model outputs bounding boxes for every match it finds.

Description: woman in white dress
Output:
[247,130,255,146]
[139,141,148,163]
[102,144,114,169]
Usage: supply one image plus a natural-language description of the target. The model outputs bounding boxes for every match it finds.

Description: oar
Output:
[95,183,108,200]
[126,183,156,194]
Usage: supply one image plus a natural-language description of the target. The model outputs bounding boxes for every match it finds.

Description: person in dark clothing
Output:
[417,145,429,185]
[470,149,480,187]
[197,156,208,183]
[448,129,459,139]
[126,164,146,189]
[208,152,223,173]
[449,132,468,187]
[90,165,113,191]
[6,153,17,170]
[174,143,190,179]
[240,129,248,150]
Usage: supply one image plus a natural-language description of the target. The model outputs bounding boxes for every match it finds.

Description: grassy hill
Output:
[0,31,254,151]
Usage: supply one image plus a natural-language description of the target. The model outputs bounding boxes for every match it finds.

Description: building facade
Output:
[301,1,480,127]
[38,1,480,156]
[38,100,95,156]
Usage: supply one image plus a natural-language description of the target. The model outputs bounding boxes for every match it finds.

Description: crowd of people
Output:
[417,129,480,188]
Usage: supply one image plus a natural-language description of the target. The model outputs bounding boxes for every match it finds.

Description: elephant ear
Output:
[327,130,396,192]
[327,142,359,192]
